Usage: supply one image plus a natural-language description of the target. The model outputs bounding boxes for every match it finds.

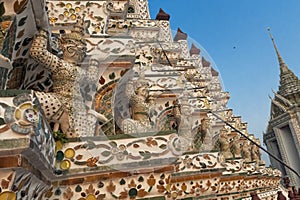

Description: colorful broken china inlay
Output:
[0,0,290,199]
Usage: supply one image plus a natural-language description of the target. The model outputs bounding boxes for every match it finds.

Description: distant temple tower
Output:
[264,30,300,188]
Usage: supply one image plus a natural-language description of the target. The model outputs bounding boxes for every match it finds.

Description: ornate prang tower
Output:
[0,1,285,199]
[264,30,300,188]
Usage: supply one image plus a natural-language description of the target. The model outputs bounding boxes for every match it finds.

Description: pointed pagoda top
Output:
[174,28,188,41]
[155,8,170,21]
[190,43,200,56]
[267,28,289,73]
[268,28,300,103]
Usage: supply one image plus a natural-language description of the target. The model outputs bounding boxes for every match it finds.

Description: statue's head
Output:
[134,75,150,98]
[201,116,210,129]
[220,128,228,137]
[59,18,87,65]
[135,84,149,98]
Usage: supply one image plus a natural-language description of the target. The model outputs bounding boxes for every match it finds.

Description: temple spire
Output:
[267,28,300,103]
[267,28,289,73]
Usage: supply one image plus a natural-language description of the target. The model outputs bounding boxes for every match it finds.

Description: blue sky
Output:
[148,0,300,163]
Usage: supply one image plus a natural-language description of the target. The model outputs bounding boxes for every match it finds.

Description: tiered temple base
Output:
[0,92,285,199]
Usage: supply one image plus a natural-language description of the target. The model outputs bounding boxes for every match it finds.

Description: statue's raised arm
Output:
[30,21,106,137]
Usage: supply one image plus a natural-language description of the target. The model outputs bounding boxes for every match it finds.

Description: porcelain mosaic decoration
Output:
[0,0,289,199]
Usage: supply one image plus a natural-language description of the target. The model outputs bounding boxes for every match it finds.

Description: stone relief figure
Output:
[251,144,260,163]
[218,128,233,159]
[230,135,242,158]
[122,77,154,134]
[30,20,107,137]
[175,90,195,151]
[200,116,213,151]
[199,117,210,144]
[171,97,194,151]
[251,140,264,166]
[194,116,211,151]
[241,140,252,162]
[129,82,152,126]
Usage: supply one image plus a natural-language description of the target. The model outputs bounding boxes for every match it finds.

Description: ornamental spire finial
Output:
[267,27,288,72]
